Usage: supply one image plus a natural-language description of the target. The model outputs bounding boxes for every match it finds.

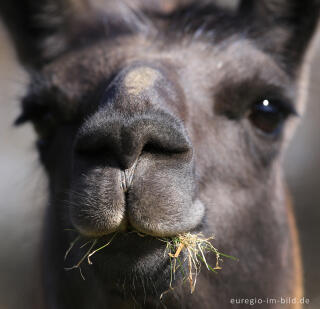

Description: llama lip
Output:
[120,159,138,193]
[81,231,168,265]
[88,231,174,277]
[65,229,173,286]
[70,115,198,237]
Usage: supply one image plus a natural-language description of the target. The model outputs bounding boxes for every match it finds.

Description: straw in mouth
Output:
[63,230,237,294]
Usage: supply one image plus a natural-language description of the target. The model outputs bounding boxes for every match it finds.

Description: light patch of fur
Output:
[124,67,160,95]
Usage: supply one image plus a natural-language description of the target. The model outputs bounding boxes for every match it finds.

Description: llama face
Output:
[4,0,319,305]
[21,17,294,279]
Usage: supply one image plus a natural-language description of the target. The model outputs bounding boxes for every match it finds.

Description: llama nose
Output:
[70,65,198,237]
[75,65,191,170]
[75,111,192,170]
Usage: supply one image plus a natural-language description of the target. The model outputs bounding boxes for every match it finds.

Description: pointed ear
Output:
[239,0,320,73]
[0,0,101,68]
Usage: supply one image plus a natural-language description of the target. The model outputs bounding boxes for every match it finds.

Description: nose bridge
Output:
[101,63,187,118]
[75,63,191,169]
[123,66,161,97]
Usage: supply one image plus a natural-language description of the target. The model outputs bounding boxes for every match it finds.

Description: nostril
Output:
[125,115,192,154]
[74,119,121,161]
[142,140,189,155]
[142,142,166,154]
[74,137,117,161]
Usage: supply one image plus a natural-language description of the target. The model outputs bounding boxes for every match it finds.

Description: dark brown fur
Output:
[1,1,319,308]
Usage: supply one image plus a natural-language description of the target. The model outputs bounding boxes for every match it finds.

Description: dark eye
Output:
[15,99,59,152]
[249,99,294,135]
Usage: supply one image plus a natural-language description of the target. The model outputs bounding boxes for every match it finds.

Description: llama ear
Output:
[239,0,320,72]
[0,0,100,68]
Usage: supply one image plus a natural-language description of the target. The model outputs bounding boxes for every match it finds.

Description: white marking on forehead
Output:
[124,67,160,95]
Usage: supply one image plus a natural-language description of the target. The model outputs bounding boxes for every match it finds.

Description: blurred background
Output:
[0,6,320,309]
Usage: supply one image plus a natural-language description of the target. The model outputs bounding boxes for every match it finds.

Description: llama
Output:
[1,1,319,308]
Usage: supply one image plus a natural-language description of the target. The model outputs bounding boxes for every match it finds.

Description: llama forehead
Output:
[178,39,292,103]
[215,39,290,80]
[35,34,293,121]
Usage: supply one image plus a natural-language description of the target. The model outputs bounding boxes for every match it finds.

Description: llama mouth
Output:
[65,216,215,297]
[65,230,173,279]
[69,151,204,238]
[65,221,203,271]
[91,233,177,298]
[65,223,219,299]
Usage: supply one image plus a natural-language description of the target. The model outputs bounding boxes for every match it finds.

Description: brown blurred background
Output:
[0,9,320,309]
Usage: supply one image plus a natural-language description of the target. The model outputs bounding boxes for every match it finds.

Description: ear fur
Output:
[240,0,320,73]
[0,0,101,68]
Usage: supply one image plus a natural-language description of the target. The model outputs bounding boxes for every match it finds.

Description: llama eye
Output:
[15,99,58,137]
[249,99,294,135]
[15,101,55,124]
